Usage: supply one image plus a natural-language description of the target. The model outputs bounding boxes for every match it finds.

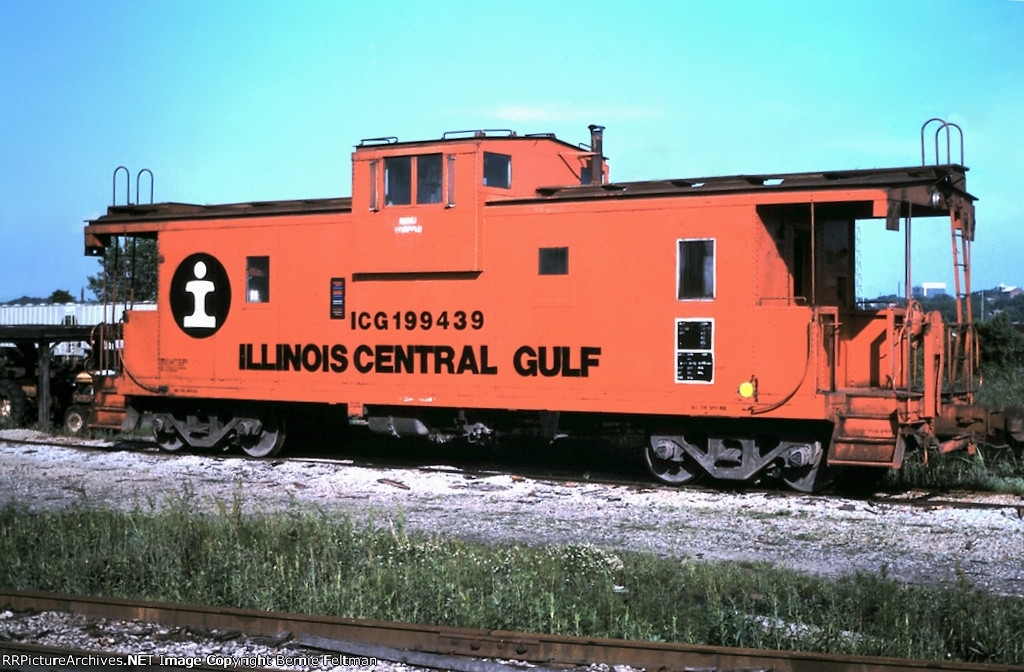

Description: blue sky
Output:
[2,0,1022,302]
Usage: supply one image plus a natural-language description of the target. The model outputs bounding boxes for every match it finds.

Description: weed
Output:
[886,446,1024,495]
[1,495,1022,664]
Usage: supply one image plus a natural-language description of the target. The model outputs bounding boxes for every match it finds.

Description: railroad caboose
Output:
[83,122,1003,491]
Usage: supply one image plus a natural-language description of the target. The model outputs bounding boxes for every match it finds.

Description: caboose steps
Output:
[831,430,900,465]
[87,375,129,431]
[827,389,903,467]
[830,387,923,399]
[833,435,895,445]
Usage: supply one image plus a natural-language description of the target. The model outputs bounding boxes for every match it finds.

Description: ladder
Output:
[921,118,975,403]
[948,204,976,402]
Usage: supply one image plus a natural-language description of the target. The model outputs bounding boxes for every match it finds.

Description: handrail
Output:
[111,167,155,205]
[111,166,130,205]
[136,168,154,204]
[920,117,964,165]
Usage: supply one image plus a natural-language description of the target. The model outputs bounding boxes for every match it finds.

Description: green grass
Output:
[884,447,1024,494]
[879,366,1024,494]
[2,489,1023,665]
[977,366,1024,409]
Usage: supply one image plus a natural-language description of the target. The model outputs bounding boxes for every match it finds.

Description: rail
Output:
[2,590,1021,672]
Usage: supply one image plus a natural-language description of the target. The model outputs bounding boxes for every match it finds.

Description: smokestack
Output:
[589,124,605,185]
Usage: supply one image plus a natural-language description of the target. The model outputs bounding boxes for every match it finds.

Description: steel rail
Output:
[2,590,1022,672]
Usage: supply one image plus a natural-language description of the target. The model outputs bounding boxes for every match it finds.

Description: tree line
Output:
[2,239,157,306]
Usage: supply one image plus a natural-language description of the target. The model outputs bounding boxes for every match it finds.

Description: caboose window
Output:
[538,247,569,275]
[416,154,443,204]
[483,152,511,188]
[386,155,445,205]
[677,239,715,300]
[246,256,269,303]
[385,156,412,205]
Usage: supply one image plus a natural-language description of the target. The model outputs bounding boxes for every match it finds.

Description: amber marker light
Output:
[738,380,756,399]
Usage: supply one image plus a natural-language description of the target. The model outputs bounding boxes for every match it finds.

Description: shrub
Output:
[977,312,1024,371]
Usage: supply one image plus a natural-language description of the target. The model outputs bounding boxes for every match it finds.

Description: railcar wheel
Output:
[152,413,185,452]
[63,405,88,435]
[0,379,28,428]
[644,436,703,485]
[237,412,285,458]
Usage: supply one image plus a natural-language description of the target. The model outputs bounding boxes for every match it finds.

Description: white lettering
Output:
[183,260,217,328]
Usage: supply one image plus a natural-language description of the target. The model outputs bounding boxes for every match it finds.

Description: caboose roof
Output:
[89,163,971,225]
[92,197,353,224]
[522,164,974,208]
[352,130,580,153]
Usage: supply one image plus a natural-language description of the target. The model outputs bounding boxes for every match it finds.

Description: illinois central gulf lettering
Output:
[239,343,348,372]
[513,346,601,377]
[239,343,497,375]
[239,343,601,377]
[353,344,497,374]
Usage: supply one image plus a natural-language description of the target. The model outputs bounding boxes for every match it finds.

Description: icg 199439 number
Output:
[350,310,484,332]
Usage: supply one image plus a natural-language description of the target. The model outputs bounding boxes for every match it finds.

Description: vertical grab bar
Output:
[112,166,130,205]
[920,118,965,166]
[136,168,154,204]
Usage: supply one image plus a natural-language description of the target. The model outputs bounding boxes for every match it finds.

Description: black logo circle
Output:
[169,253,231,338]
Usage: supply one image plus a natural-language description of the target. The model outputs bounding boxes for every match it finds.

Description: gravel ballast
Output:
[1,429,1022,597]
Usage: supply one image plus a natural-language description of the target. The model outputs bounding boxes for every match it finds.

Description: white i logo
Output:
[183,260,217,328]
[171,253,231,338]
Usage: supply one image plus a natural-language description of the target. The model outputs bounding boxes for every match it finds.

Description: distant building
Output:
[912,282,947,298]
[0,302,156,357]
[0,302,154,326]
[997,284,1023,298]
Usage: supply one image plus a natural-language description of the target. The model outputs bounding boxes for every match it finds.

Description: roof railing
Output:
[920,117,964,166]
[442,129,515,139]
[358,136,398,146]
[111,166,154,205]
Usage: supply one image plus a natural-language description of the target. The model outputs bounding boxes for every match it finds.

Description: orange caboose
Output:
[84,124,989,491]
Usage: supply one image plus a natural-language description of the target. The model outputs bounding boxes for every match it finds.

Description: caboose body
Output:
[84,125,990,490]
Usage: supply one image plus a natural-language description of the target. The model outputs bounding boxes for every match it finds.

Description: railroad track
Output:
[3,589,1023,672]
[2,430,1022,518]
[869,489,1024,518]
